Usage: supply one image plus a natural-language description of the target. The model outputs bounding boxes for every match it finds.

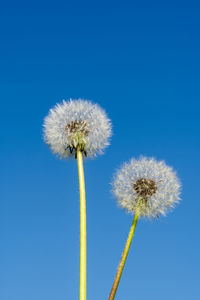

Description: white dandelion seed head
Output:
[43,99,112,159]
[112,157,181,218]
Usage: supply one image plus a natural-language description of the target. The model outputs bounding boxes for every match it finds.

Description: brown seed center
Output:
[133,178,157,198]
[65,120,89,136]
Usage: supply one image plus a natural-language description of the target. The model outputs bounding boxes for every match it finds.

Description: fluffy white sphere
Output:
[112,157,181,218]
[43,99,112,159]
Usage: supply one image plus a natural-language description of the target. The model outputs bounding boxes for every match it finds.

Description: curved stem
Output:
[77,149,87,300]
[108,212,139,300]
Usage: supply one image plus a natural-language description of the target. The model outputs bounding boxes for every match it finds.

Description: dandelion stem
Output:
[108,212,139,300]
[77,149,87,300]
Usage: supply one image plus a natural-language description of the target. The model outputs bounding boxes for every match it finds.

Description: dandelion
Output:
[43,99,112,300]
[108,157,181,300]
[43,99,112,159]
[113,157,181,218]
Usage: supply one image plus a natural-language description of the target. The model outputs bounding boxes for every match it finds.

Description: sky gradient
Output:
[1,1,200,299]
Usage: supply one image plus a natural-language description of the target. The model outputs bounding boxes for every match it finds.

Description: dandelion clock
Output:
[108,157,181,300]
[43,99,112,300]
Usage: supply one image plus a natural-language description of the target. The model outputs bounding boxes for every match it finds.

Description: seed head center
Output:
[65,120,89,136]
[64,120,89,157]
[133,178,157,198]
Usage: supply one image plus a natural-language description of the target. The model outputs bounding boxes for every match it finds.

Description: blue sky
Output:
[1,1,200,299]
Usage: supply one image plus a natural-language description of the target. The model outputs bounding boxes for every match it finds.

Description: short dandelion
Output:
[43,99,112,300]
[108,156,181,300]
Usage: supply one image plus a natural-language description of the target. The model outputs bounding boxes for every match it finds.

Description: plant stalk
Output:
[77,149,87,300]
[108,212,139,300]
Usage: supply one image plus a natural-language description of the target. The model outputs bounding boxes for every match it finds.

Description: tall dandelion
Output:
[108,157,181,300]
[43,99,112,300]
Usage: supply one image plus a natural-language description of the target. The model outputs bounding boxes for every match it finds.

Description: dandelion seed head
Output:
[112,157,181,218]
[43,99,112,159]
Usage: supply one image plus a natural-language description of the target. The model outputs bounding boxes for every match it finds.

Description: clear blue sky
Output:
[1,1,200,299]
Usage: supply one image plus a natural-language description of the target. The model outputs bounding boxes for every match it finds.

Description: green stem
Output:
[108,212,139,300]
[77,149,87,300]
